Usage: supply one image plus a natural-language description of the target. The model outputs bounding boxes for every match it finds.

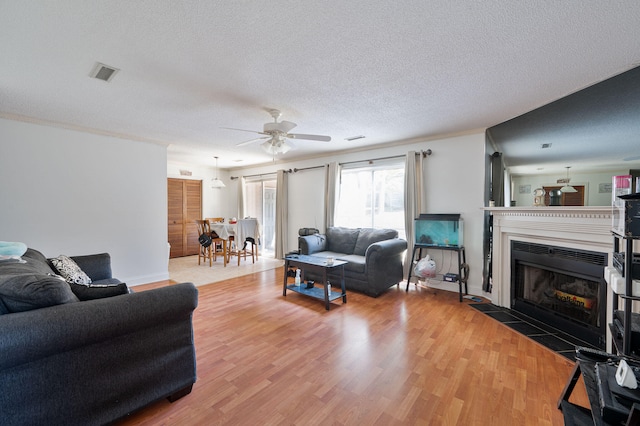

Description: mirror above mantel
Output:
[486,64,640,207]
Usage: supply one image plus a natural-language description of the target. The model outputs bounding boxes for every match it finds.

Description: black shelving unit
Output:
[405,244,468,302]
[610,232,639,356]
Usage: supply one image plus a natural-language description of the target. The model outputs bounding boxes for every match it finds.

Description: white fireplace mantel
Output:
[488,206,615,349]
[488,206,613,309]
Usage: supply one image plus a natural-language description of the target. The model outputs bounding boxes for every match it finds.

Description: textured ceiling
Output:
[1,1,640,171]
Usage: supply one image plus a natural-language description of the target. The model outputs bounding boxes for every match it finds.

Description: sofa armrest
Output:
[0,282,198,370]
[365,238,408,261]
[69,253,113,281]
[298,234,327,255]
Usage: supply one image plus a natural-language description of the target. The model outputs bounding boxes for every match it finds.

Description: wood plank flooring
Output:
[116,268,589,425]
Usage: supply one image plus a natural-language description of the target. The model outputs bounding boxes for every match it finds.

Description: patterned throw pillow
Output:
[50,255,92,285]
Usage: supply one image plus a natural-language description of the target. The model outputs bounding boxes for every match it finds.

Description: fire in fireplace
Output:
[511,241,607,349]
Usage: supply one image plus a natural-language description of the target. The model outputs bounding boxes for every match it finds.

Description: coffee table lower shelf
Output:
[286,284,344,303]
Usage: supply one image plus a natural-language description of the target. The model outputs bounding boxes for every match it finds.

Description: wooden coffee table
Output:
[283,254,347,310]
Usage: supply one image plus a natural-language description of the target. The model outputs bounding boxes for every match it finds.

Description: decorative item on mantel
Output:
[533,188,546,206]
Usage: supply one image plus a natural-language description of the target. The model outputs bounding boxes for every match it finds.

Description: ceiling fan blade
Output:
[236,136,269,147]
[279,120,297,133]
[221,127,266,135]
[264,120,297,133]
[287,133,331,142]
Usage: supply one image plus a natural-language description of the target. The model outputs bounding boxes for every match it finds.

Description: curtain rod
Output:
[230,165,323,179]
[284,165,325,173]
[340,149,432,166]
[229,149,432,180]
[230,172,277,180]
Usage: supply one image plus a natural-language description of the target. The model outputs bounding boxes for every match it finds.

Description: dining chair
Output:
[235,218,259,265]
[207,220,230,267]
[206,217,225,223]
[195,219,213,267]
[209,230,228,267]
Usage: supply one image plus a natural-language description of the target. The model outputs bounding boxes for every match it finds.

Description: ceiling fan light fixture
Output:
[261,139,291,155]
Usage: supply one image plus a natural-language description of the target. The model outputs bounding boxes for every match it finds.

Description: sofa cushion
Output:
[67,281,129,301]
[22,248,50,265]
[0,297,9,315]
[0,251,55,277]
[337,254,366,274]
[0,273,79,312]
[326,227,360,254]
[353,228,398,256]
[50,255,92,285]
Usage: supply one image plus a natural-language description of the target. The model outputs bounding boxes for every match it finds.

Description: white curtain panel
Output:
[324,161,339,231]
[275,170,288,259]
[403,151,425,279]
[237,176,246,219]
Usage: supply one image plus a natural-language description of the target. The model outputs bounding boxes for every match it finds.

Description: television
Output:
[414,214,463,247]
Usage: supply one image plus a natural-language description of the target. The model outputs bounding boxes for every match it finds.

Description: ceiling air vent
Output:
[89,62,120,82]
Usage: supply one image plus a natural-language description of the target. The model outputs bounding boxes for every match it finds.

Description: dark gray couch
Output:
[298,227,407,297]
[0,248,198,426]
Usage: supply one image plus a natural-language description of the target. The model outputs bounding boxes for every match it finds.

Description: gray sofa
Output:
[298,227,407,297]
[0,248,198,426]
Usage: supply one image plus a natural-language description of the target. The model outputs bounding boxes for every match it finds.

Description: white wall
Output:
[223,132,487,297]
[0,118,169,285]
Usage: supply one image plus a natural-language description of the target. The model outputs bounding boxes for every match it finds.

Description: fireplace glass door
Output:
[511,241,607,348]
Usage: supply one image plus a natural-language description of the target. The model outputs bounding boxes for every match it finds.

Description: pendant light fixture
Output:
[560,166,577,193]
[211,156,225,188]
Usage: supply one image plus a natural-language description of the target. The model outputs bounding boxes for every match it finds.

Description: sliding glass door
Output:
[244,177,276,257]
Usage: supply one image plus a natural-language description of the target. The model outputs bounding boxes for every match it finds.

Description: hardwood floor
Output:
[117,268,589,425]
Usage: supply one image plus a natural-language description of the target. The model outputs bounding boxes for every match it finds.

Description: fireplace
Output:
[511,241,607,348]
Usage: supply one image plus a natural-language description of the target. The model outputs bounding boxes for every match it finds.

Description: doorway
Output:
[244,177,276,258]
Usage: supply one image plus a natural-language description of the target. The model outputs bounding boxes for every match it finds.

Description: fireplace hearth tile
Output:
[467,303,501,313]
[528,334,575,353]
[504,321,549,337]
[485,311,521,323]
[469,303,597,362]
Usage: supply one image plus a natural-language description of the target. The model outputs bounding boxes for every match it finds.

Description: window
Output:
[244,176,277,257]
[335,160,405,239]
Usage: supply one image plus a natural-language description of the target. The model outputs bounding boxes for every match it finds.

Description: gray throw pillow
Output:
[353,228,398,256]
[326,227,360,254]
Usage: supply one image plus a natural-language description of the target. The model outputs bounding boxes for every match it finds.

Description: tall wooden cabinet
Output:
[168,178,202,258]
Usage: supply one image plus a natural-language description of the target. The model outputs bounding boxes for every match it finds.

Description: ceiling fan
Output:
[224,109,331,155]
